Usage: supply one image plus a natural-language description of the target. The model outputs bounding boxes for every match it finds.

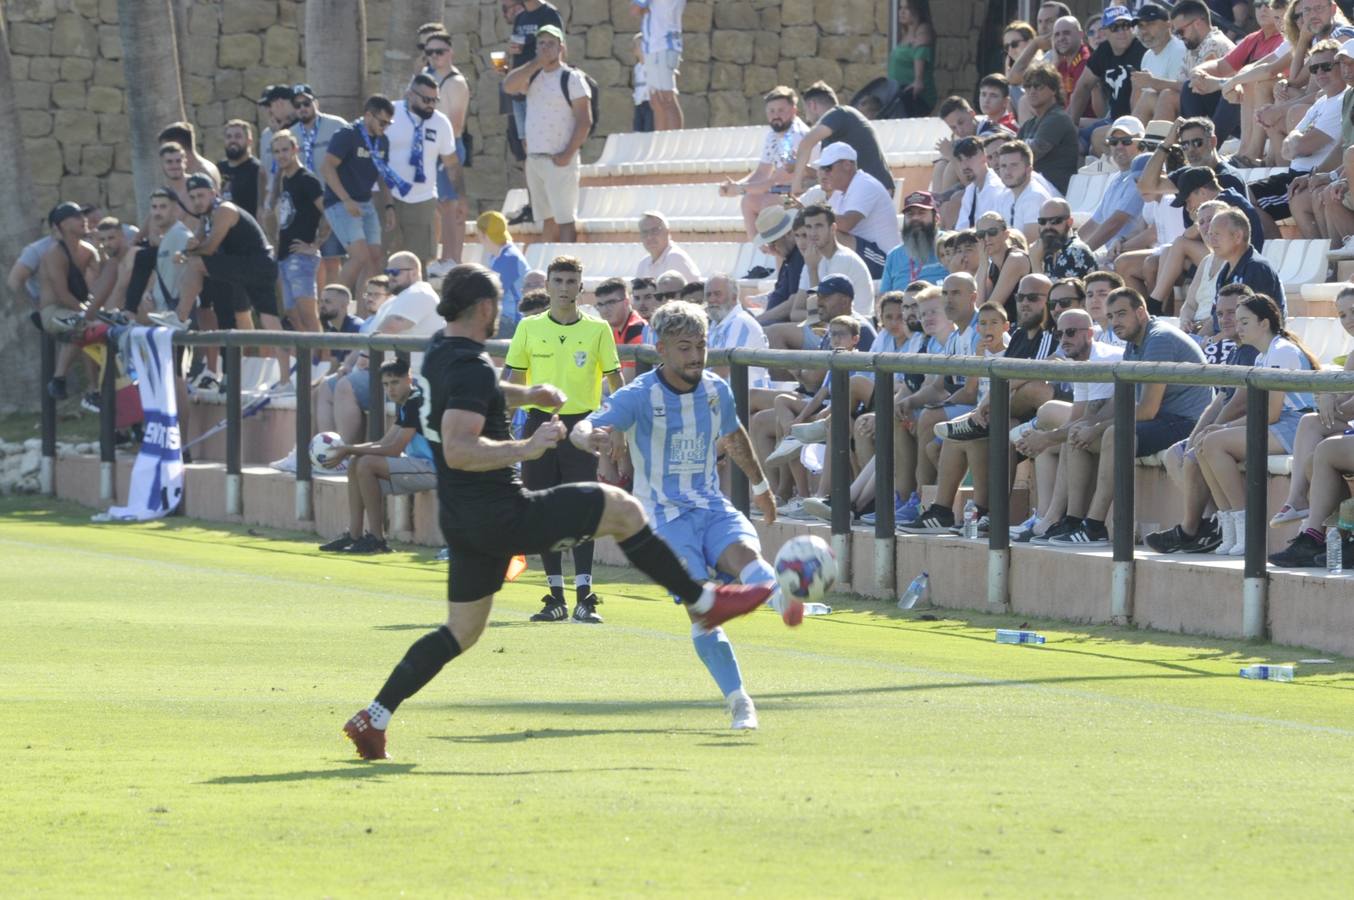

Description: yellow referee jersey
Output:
[503,311,621,413]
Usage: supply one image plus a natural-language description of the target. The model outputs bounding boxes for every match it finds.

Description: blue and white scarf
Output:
[357,121,412,198]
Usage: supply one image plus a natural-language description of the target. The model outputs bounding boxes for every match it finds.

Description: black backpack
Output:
[533,65,598,136]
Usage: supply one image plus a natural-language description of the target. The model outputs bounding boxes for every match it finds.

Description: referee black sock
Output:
[617,526,703,605]
[374,625,462,713]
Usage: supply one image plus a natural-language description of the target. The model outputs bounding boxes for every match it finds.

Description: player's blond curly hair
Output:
[650,300,708,341]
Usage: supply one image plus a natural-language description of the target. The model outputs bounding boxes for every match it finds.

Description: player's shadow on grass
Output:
[201,762,689,785]
[432,726,728,743]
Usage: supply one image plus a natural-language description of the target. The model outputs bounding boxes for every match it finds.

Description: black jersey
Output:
[419,333,521,505]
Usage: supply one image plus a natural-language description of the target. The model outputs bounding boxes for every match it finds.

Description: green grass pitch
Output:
[3,497,1354,897]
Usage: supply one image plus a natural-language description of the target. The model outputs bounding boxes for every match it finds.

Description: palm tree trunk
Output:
[169,0,192,101]
[306,0,368,120]
[382,0,444,98]
[0,0,41,411]
[118,0,187,221]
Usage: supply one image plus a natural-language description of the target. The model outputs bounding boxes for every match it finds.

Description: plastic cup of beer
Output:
[491,50,508,72]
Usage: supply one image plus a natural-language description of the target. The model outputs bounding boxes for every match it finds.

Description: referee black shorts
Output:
[439,484,608,602]
[520,409,600,489]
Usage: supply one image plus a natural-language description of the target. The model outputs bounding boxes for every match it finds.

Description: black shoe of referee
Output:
[572,594,603,624]
[530,596,569,622]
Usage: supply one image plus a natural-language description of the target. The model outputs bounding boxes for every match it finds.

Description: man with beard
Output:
[932,96,982,206]
[948,137,1006,230]
[1171,1,1236,121]
[319,284,365,365]
[158,121,221,188]
[218,120,261,219]
[1137,116,1245,200]
[719,86,811,240]
[274,129,329,336]
[384,74,459,267]
[817,143,901,277]
[258,84,300,217]
[1078,116,1146,251]
[1032,198,1096,278]
[881,192,948,291]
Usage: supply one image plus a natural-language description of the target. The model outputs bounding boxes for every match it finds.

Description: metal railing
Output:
[40,329,1354,639]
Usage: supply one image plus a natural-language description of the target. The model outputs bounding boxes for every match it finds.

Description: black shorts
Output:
[1248,169,1298,222]
[203,254,279,318]
[125,245,156,313]
[520,409,600,488]
[440,483,607,602]
[854,237,887,278]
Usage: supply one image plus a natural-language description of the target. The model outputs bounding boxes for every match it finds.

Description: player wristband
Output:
[751,480,771,496]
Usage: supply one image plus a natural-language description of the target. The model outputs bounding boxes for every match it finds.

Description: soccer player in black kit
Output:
[343,264,780,760]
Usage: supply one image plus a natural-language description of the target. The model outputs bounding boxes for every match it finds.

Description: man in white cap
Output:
[816,142,900,278]
[751,204,805,326]
[1079,115,1146,251]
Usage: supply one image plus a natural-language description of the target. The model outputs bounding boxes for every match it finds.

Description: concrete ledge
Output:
[48,458,1354,656]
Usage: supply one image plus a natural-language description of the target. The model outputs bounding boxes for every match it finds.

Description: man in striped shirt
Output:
[704,273,769,388]
[573,300,795,730]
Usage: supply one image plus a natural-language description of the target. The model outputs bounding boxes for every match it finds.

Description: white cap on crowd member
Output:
[1108,115,1145,138]
[814,143,858,168]
[1339,39,1354,59]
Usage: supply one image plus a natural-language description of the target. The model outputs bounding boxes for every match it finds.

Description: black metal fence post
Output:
[986,375,1010,611]
[730,360,750,516]
[829,367,852,582]
[367,349,385,442]
[99,334,117,503]
[1242,386,1270,639]
[872,369,895,594]
[225,344,242,515]
[40,334,56,495]
[294,349,312,521]
[1110,380,1136,623]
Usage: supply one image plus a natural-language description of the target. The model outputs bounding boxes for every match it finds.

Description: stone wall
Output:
[5,0,972,224]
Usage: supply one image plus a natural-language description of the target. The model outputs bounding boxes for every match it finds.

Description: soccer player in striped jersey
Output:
[571,300,802,730]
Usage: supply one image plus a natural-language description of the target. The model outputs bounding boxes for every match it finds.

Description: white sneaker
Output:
[789,418,829,444]
[1228,509,1247,557]
[728,690,758,730]
[766,436,803,465]
[801,496,832,521]
[1214,509,1237,555]
[1330,235,1354,259]
[148,311,189,331]
[426,258,458,278]
[269,448,297,473]
[776,498,808,519]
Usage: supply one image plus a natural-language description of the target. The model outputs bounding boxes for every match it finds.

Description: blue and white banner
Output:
[99,327,184,522]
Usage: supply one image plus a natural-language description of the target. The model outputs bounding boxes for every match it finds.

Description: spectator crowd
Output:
[9,0,1354,571]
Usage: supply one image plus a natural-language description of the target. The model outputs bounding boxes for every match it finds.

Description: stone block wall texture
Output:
[4,0,1021,223]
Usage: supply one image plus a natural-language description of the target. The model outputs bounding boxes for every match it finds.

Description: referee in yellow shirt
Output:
[504,256,623,624]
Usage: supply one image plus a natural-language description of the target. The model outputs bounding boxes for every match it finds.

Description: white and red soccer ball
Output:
[773,535,837,604]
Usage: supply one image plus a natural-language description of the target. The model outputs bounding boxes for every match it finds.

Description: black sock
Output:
[374,625,462,713]
[572,542,594,603]
[1145,296,1165,316]
[1084,517,1106,532]
[540,550,566,601]
[617,525,703,605]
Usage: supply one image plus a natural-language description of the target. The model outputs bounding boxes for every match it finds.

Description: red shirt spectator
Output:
[612,308,646,374]
[1223,27,1285,72]
[1058,44,1093,118]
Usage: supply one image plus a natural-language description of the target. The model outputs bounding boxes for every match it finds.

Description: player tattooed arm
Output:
[723,425,777,524]
[440,408,565,471]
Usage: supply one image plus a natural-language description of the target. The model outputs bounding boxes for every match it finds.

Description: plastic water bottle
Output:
[1327,527,1343,575]
[803,601,833,616]
[996,629,1046,644]
[1239,664,1294,681]
[898,572,929,610]
[962,500,978,539]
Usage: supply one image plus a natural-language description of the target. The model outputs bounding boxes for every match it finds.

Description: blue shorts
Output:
[346,366,372,413]
[655,503,760,598]
[1135,413,1196,458]
[320,231,346,259]
[279,253,320,311]
[436,138,468,201]
[1269,407,1310,454]
[324,200,380,247]
[1078,115,1112,153]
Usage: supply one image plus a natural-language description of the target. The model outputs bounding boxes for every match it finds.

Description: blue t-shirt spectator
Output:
[488,242,530,324]
[322,121,390,207]
[880,243,947,292]
[1123,317,1212,419]
[1090,168,1144,243]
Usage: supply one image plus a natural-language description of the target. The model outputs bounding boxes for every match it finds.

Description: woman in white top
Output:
[1197,293,1320,555]
[1270,285,1354,525]
[1176,200,1232,340]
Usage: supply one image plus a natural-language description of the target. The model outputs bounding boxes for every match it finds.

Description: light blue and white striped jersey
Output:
[709,306,769,387]
[587,368,738,525]
[1257,335,1315,412]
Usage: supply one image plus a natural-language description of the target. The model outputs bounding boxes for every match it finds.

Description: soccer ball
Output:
[309,431,345,468]
[773,535,837,604]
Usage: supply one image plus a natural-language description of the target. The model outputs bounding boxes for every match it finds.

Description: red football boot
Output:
[343,709,391,760]
[692,583,776,630]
